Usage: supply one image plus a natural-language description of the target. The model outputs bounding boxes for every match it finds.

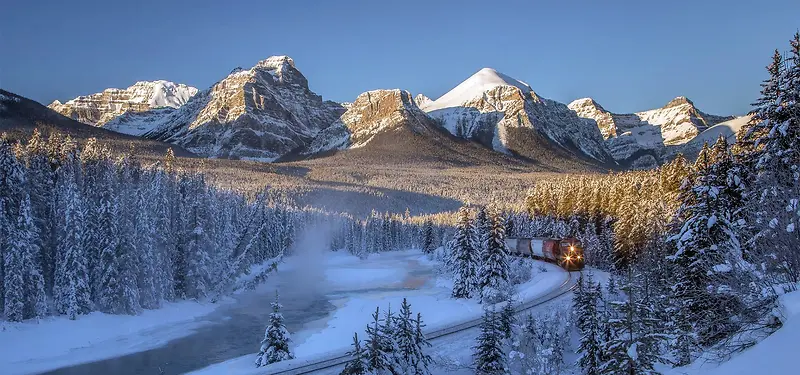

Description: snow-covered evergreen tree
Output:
[473,307,506,375]
[600,269,664,375]
[413,312,432,374]
[255,291,293,367]
[54,152,92,319]
[473,207,490,257]
[669,144,744,346]
[499,295,516,339]
[393,298,431,374]
[576,274,602,375]
[365,306,395,374]
[477,209,510,304]
[449,206,478,299]
[341,333,369,375]
[421,219,435,254]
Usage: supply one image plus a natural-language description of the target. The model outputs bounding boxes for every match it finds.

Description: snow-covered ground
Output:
[660,287,800,375]
[191,250,567,375]
[0,299,230,375]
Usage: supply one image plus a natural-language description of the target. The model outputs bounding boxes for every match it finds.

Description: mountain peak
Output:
[568,97,607,112]
[47,80,198,127]
[425,67,532,112]
[665,96,694,108]
[255,55,296,70]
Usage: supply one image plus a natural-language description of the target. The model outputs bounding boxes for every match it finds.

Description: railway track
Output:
[267,269,579,375]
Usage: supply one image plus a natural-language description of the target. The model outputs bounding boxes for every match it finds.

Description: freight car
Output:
[505,237,585,271]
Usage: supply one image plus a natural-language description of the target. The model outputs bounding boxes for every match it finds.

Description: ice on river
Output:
[191,250,566,375]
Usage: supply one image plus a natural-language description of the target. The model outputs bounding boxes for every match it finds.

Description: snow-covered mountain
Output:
[48,80,198,127]
[105,56,345,161]
[414,94,432,108]
[308,89,431,153]
[679,114,752,158]
[568,96,734,167]
[421,68,615,165]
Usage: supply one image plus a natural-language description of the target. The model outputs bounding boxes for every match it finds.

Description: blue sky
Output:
[2,0,798,115]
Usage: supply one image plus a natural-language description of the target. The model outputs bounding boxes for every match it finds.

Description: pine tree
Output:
[477,209,510,304]
[18,196,47,319]
[24,129,57,297]
[54,153,92,319]
[473,207,491,257]
[600,269,664,375]
[421,219,435,254]
[499,295,516,339]
[365,307,394,374]
[669,143,744,346]
[394,298,431,374]
[135,183,160,309]
[255,291,293,366]
[450,206,478,299]
[577,275,602,375]
[474,308,506,375]
[380,304,398,357]
[341,333,369,375]
[3,211,26,321]
[413,312,432,375]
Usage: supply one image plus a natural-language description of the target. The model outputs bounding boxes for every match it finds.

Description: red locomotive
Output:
[505,237,585,271]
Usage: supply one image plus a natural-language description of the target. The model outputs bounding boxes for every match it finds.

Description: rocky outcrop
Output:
[414,94,432,108]
[308,89,434,152]
[423,68,614,165]
[568,96,734,167]
[105,56,345,161]
[48,80,198,127]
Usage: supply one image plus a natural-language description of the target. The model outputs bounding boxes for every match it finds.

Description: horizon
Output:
[2,0,800,115]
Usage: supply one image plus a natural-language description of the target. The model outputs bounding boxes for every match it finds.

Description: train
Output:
[504,237,585,271]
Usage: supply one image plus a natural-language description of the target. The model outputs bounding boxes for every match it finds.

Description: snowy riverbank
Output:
[0,298,231,375]
[190,249,566,375]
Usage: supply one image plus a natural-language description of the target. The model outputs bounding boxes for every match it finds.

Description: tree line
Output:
[0,130,436,322]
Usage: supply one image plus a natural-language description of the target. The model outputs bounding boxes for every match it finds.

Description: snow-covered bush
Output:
[508,257,534,285]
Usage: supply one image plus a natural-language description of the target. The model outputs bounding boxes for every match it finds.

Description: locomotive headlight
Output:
[569,246,575,252]
[565,255,572,261]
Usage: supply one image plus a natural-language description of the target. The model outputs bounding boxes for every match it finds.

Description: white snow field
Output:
[0,299,229,375]
[190,249,567,375]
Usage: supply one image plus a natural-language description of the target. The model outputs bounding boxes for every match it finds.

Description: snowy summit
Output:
[423,67,533,112]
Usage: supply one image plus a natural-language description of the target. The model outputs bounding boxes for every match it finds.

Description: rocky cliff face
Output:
[48,80,198,127]
[308,89,435,153]
[568,96,734,167]
[423,68,614,165]
[105,56,344,161]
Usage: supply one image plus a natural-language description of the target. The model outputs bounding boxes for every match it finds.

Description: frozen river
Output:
[39,251,433,375]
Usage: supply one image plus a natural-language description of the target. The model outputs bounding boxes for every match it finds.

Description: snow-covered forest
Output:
[0,131,435,323]
[519,33,800,374]
[1,31,798,375]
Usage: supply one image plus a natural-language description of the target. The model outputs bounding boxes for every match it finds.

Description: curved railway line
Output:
[267,268,580,375]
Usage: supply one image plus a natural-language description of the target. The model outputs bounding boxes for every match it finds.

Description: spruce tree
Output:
[474,307,506,375]
[600,269,664,375]
[54,152,91,319]
[473,207,491,257]
[255,291,293,366]
[413,312,433,374]
[394,298,431,374]
[421,219,435,254]
[477,209,510,304]
[499,295,516,339]
[341,333,369,375]
[577,275,602,375]
[450,206,478,299]
[365,306,394,374]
